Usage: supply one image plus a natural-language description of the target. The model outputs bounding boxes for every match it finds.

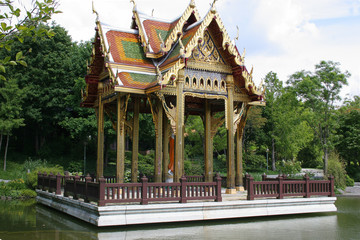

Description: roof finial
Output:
[92,1,99,22]
[130,0,137,12]
[190,0,196,8]
[234,25,239,41]
[152,9,154,17]
[211,0,217,13]
[241,48,246,62]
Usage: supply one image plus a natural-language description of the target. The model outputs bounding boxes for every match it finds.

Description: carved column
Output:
[154,99,163,182]
[96,83,104,180]
[163,114,170,181]
[175,69,185,182]
[131,96,140,183]
[204,99,213,182]
[116,95,125,183]
[226,75,236,194]
[236,126,244,191]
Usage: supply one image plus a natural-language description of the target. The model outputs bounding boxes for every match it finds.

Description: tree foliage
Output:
[287,60,350,175]
[0,0,59,80]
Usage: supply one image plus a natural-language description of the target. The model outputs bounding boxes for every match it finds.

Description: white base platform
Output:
[36,190,337,227]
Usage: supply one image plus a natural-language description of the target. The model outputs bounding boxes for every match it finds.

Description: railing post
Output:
[37,172,42,190]
[180,175,187,203]
[85,174,92,203]
[262,173,267,181]
[141,175,149,205]
[247,175,254,200]
[73,174,80,200]
[277,175,284,199]
[215,173,222,202]
[304,174,310,198]
[329,175,335,197]
[98,177,106,206]
[56,173,62,195]
[42,172,47,191]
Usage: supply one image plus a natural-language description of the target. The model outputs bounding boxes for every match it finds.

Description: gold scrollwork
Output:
[155,92,177,134]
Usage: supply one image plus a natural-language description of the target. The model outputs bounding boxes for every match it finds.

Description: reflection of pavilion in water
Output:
[82,0,265,194]
[36,203,339,240]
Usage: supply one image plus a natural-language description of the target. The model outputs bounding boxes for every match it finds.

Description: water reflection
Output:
[0,197,359,240]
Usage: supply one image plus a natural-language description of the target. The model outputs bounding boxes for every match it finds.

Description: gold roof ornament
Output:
[190,0,196,8]
[92,1,99,22]
[130,0,136,12]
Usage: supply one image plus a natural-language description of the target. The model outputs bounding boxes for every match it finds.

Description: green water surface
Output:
[0,197,359,240]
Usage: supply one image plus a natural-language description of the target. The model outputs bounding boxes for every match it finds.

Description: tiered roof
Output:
[83,0,265,107]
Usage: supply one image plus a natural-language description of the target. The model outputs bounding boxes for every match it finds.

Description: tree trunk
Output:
[3,135,9,171]
[324,147,328,176]
[0,134,3,154]
[272,138,276,171]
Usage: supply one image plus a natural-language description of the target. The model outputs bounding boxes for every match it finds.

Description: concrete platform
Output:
[36,190,337,227]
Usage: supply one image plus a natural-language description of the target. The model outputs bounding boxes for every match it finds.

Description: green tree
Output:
[0,0,59,80]
[336,96,360,180]
[287,61,350,175]
[0,78,24,170]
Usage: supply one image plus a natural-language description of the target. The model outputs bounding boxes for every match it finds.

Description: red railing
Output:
[37,172,222,206]
[246,174,335,200]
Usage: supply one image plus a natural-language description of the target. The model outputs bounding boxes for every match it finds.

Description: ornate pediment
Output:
[189,31,225,64]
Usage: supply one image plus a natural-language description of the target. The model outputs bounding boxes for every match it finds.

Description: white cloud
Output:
[50,0,359,99]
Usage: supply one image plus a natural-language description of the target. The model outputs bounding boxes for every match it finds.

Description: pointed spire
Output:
[211,0,218,13]
[130,0,137,12]
[190,0,196,8]
[92,1,99,22]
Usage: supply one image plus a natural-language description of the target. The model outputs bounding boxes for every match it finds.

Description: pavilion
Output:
[82,0,265,194]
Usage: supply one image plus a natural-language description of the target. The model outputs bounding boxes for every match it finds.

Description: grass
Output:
[0,160,27,180]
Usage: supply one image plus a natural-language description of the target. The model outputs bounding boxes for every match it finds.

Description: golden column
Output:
[163,114,170,180]
[131,96,140,183]
[204,99,213,182]
[116,94,125,183]
[96,82,104,180]
[236,126,244,191]
[154,98,163,182]
[226,75,236,194]
[174,69,185,182]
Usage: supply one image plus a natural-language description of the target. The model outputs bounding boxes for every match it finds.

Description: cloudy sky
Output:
[51,0,360,101]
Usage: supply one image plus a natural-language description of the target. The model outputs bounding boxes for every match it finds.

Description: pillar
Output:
[131,96,140,183]
[154,99,163,182]
[204,99,213,182]
[116,95,125,183]
[236,126,244,191]
[175,69,185,182]
[226,75,236,194]
[96,83,104,180]
[163,114,170,180]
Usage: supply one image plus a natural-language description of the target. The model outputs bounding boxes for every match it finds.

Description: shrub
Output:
[244,153,267,171]
[26,165,64,189]
[7,179,27,190]
[327,152,346,190]
[345,174,355,187]
[276,160,302,175]
[19,189,37,198]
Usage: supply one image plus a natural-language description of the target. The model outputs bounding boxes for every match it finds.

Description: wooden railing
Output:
[37,172,222,206]
[246,174,335,200]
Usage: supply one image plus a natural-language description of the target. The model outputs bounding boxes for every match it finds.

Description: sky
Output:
[49,0,360,101]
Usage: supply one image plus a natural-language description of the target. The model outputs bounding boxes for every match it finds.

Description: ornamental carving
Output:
[189,31,225,64]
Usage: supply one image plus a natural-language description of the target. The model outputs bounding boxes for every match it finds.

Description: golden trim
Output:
[161,2,201,53]
[156,92,176,134]
[107,63,156,74]
[187,61,232,73]
[114,86,145,94]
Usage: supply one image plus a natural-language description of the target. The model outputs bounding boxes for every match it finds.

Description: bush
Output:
[327,152,346,190]
[276,160,302,175]
[26,165,64,189]
[244,153,267,171]
[7,179,27,190]
[345,174,355,187]
[19,189,37,198]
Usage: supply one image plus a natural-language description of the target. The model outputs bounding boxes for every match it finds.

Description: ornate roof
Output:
[82,0,265,107]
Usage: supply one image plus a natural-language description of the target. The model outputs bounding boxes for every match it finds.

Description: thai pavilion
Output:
[82,0,265,194]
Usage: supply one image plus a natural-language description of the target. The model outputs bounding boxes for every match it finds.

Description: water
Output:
[0,197,359,240]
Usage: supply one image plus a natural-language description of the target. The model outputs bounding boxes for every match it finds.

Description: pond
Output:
[0,197,359,240]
